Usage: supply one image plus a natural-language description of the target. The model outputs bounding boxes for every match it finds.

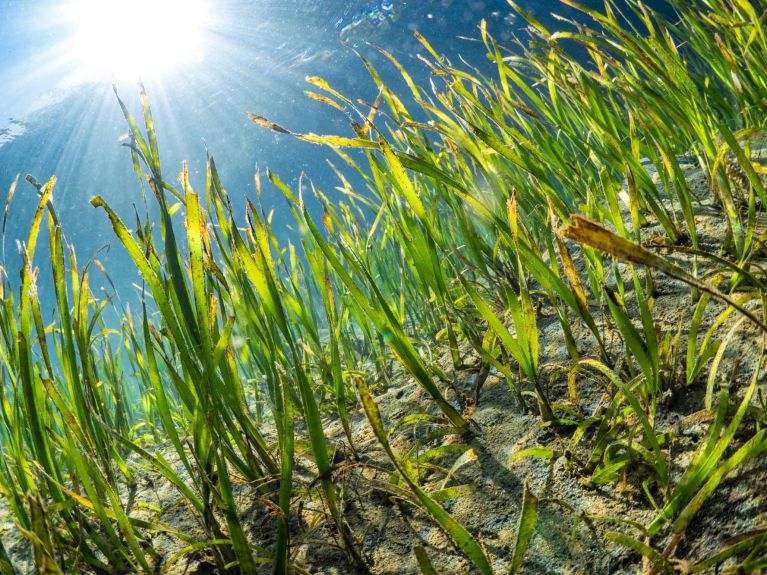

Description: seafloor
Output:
[2,149,767,575]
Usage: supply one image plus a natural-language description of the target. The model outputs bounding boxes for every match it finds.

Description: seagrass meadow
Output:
[3,0,767,573]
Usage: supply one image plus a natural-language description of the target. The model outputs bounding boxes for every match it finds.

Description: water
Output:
[0,0,668,314]
[0,3,712,571]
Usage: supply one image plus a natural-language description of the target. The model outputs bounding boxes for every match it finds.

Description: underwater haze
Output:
[0,0,661,308]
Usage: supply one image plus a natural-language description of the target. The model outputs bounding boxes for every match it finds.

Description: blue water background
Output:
[0,0,671,317]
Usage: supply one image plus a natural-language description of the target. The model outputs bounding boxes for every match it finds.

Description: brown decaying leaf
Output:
[562,215,767,334]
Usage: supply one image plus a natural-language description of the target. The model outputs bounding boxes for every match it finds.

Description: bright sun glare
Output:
[66,0,208,79]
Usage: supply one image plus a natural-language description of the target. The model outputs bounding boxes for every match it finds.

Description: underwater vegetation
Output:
[3,0,767,573]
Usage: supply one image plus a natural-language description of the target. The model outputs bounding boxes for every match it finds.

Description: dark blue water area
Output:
[0,0,673,320]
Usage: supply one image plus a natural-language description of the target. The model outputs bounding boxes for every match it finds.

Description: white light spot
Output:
[64,0,209,79]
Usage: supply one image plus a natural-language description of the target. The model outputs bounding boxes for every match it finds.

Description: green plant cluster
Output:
[2,0,767,573]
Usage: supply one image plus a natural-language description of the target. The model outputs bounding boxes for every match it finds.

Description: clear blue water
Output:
[0,0,669,313]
